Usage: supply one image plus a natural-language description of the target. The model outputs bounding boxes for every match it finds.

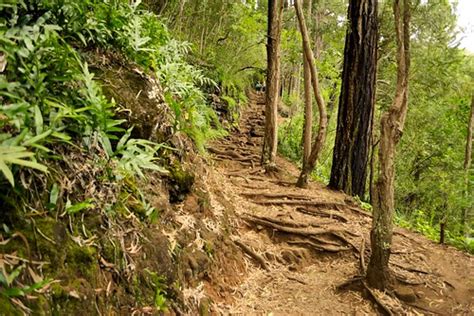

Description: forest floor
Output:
[204,92,474,315]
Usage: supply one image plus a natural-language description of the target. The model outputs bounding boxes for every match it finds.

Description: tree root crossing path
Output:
[206,92,473,315]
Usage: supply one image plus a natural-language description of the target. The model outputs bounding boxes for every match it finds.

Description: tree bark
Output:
[329,0,378,198]
[366,0,410,290]
[302,0,313,169]
[262,0,284,169]
[295,0,328,188]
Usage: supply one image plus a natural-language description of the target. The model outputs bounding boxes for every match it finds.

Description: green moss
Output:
[50,283,67,299]
[0,296,20,315]
[100,238,120,265]
[65,244,97,280]
[34,218,68,268]
[169,163,194,203]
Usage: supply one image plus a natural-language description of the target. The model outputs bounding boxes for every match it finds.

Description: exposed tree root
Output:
[359,238,366,275]
[336,276,365,291]
[296,207,349,223]
[244,215,356,251]
[215,154,257,163]
[404,303,442,315]
[242,175,296,185]
[241,192,313,200]
[245,214,319,229]
[394,275,425,286]
[347,206,372,217]
[251,199,346,208]
[214,157,253,166]
[286,275,308,285]
[337,277,395,316]
[361,281,394,316]
[233,239,270,271]
[287,240,350,253]
[390,262,430,275]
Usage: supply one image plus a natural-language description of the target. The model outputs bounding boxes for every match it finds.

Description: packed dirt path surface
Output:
[206,92,474,315]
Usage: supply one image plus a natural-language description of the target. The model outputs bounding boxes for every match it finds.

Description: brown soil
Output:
[204,92,474,315]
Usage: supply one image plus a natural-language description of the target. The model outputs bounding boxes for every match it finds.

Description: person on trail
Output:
[255,82,265,92]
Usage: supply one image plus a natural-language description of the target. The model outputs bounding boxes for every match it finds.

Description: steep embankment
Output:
[1,78,472,314]
[203,92,474,315]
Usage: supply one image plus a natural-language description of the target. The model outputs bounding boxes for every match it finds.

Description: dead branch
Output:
[233,239,270,271]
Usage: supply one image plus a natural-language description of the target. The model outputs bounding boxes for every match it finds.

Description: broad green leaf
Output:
[22,130,52,146]
[34,105,44,136]
[116,127,133,153]
[6,158,47,173]
[66,200,94,215]
[50,183,59,206]
[0,159,14,186]
[3,287,25,297]
[99,132,113,157]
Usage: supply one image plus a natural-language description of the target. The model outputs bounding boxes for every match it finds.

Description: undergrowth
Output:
[0,0,222,312]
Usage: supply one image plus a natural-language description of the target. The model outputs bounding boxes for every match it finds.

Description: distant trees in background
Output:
[156,0,473,253]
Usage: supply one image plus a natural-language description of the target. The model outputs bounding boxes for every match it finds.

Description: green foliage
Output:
[383,0,474,246]
[1,0,221,187]
[144,269,168,312]
[0,246,53,299]
[275,0,473,252]
[396,210,474,254]
[159,1,266,105]
[113,129,170,179]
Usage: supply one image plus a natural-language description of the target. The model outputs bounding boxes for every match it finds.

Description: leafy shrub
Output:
[0,0,220,185]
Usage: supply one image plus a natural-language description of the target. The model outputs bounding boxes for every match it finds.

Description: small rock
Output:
[395,287,417,303]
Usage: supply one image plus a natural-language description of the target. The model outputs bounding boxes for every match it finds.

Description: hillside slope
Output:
[203,92,474,315]
[1,86,472,314]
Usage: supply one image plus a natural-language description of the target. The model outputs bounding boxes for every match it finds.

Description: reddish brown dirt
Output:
[205,92,474,315]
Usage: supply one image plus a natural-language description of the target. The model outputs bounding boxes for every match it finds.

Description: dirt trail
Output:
[205,92,474,315]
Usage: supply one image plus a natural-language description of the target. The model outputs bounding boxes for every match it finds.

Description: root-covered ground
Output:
[205,92,474,315]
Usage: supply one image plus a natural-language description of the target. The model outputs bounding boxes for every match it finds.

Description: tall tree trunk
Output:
[366,0,410,290]
[329,0,378,198]
[462,94,474,234]
[294,0,328,188]
[302,0,313,168]
[262,0,284,169]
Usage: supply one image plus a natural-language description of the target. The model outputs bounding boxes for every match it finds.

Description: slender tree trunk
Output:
[262,0,284,169]
[295,0,328,188]
[366,0,410,290]
[329,0,378,198]
[462,94,474,234]
[302,0,313,168]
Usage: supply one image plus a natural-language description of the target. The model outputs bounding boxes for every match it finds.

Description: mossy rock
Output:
[168,162,195,203]
[64,244,98,281]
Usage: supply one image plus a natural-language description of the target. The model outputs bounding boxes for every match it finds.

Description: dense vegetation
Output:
[0,0,222,312]
[261,0,472,251]
[0,0,472,312]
